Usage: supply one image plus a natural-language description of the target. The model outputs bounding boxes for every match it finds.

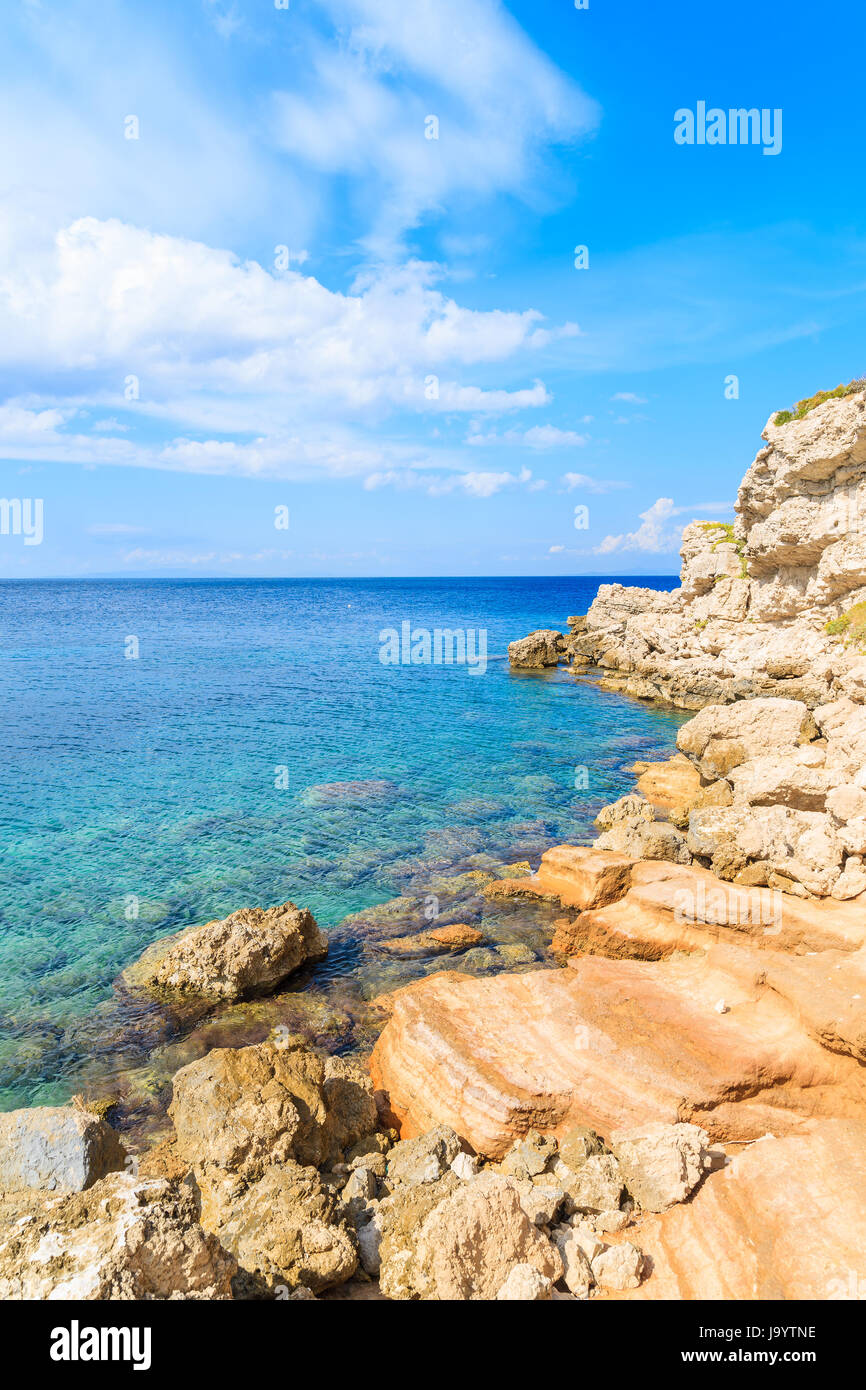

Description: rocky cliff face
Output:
[572,390,866,710]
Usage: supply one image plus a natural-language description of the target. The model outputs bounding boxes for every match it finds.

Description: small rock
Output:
[349,1150,387,1178]
[552,1227,595,1297]
[343,1167,377,1201]
[387,1126,462,1185]
[557,1125,605,1173]
[356,1215,384,1276]
[610,1121,710,1214]
[510,1179,565,1227]
[500,1128,557,1179]
[496,1263,553,1300]
[567,1221,606,1263]
[450,1152,479,1180]
[595,1208,630,1233]
[562,1153,624,1216]
[591,1241,646,1290]
[508,630,566,669]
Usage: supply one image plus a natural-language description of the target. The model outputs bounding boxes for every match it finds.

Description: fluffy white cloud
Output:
[0,218,578,483]
[595,497,681,553]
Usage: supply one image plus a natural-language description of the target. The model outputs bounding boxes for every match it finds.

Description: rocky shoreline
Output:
[3,390,866,1300]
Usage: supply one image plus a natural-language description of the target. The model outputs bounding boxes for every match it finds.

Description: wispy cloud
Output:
[561,471,629,494]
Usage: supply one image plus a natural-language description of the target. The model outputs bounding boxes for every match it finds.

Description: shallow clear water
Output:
[0,576,685,1115]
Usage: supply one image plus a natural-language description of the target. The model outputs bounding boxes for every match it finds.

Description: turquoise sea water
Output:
[0,576,685,1119]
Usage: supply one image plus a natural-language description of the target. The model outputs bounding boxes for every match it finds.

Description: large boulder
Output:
[123,901,327,1003]
[169,1040,379,1179]
[507,630,566,668]
[0,1104,127,1193]
[370,953,864,1157]
[0,1173,236,1299]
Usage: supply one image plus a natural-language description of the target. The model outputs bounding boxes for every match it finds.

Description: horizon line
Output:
[0,572,681,583]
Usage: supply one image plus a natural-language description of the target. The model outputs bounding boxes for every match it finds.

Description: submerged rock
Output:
[375,924,483,958]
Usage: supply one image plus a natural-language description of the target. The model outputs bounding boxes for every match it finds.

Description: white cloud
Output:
[561,471,628,494]
[364,465,534,498]
[468,423,588,449]
[611,392,648,404]
[595,497,681,554]
[0,219,577,483]
[272,0,600,253]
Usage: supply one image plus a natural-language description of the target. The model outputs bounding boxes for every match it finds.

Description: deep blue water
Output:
[0,576,683,1112]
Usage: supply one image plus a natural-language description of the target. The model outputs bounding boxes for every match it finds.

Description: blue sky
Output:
[1,0,865,578]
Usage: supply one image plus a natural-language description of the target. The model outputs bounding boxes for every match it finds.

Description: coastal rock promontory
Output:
[570,389,866,711]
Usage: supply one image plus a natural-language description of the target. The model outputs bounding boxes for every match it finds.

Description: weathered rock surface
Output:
[0,1104,127,1193]
[164,1039,381,1296]
[0,1173,236,1299]
[387,1125,462,1185]
[370,943,866,1158]
[378,1171,563,1300]
[198,1162,357,1297]
[123,901,328,1002]
[590,693,866,897]
[496,1263,554,1299]
[486,843,634,910]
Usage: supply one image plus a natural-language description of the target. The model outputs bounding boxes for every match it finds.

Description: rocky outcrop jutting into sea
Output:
[571,389,866,711]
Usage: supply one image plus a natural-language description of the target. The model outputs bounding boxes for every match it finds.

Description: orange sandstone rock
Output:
[369,954,866,1158]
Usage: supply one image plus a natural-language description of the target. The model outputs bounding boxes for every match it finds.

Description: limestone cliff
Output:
[571,389,866,710]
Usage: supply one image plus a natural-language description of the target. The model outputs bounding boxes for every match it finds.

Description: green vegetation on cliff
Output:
[774,378,866,427]
[697,521,748,578]
[825,601,866,649]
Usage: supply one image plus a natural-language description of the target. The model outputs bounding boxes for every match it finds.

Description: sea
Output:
[0,576,685,1124]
